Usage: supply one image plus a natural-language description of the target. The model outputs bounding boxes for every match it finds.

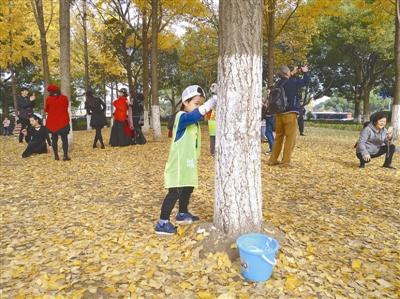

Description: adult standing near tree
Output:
[85,90,107,149]
[17,87,35,143]
[109,88,133,147]
[128,93,146,145]
[45,84,71,161]
[298,100,306,136]
[267,65,310,166]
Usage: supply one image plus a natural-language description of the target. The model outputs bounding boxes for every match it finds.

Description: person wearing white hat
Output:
[155,85,217,235]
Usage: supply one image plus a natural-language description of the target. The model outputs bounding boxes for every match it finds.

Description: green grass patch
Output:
[306,120,362,131]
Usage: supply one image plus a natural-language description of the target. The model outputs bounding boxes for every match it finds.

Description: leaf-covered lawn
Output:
[1,127,399,298]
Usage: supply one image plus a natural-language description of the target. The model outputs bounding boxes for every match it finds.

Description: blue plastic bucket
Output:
[236,233,279,282]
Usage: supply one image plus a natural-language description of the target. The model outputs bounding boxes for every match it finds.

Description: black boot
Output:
[63,156,71,161]
[383,164,396,169]
[54,154,60,161]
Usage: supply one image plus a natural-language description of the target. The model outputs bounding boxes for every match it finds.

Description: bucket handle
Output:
[261,254,276,266]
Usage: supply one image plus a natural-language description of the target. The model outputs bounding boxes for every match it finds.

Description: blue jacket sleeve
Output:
[296,72,310,88]
[175,109,203,142]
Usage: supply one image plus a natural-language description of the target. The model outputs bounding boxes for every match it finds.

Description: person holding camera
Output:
[356,112,396,169]
[267,65,310,166]
[17,87,36,143]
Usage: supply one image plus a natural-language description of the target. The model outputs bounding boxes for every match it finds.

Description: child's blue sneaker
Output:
[155,221,177,235]
[176,212,200,224]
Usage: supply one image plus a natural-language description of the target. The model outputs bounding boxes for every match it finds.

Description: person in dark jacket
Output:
[21,115,51,158]
[356,112,396,169]
[268,65,310,166]
[45,84,71,161]
[109,88,133,147]
[298,100,306,136]
[128,93,146,145]
[17,87,36,143]
[85,90,107,149]
[262,93,275,154]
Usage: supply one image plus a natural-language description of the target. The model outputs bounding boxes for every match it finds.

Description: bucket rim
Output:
[236,233,279,255]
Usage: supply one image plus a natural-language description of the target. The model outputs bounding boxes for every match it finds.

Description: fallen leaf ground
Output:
[1,126,399,298]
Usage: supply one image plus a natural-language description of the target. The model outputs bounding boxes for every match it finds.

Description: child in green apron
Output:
[155,85,217,235]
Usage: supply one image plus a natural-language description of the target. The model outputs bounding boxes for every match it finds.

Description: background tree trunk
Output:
[31,0,51,107]
[10,65,18,121]
[60,0,73,147]
[353,68,362,123]
[392,0,400,140]
[354,98,361,123]
[214,0,263,236]
[266,0,276,87]
[151,0,161,139]
[142,9,150,133]
[362,85,372,122]
[82,0,91,131]
[126,58,135,100]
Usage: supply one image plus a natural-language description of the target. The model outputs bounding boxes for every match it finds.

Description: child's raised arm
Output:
[178,96,217,129]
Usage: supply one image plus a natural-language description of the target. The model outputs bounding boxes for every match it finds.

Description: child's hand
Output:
[210,83,218,94]
[30,94,36,101]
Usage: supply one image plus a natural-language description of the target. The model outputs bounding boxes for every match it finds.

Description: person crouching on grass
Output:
[356,111,396,169]
[155,85,217,235]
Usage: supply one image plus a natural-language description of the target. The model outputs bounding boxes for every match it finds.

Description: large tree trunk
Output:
[82,0,91,131]
[151,0,161,139]
[214,0,263,236]
[60,0,73,147]
[392,0,400,140]
[31,0,51,107]
[142,9,150,133]
[266,0,276,88]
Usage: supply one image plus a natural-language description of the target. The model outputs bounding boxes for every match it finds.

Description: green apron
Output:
[164,111,201,188]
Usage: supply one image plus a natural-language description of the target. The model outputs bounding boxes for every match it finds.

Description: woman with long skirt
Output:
[85,90,107,149]
[45,84,71,161]
[109,88,133,147]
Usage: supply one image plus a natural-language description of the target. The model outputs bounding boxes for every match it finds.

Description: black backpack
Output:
[266,80,288,114]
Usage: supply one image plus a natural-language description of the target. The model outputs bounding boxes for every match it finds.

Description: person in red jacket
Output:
[45,84,71,161]
[109,88,133,146]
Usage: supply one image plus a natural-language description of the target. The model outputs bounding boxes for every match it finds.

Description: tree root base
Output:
[190,222,286,261]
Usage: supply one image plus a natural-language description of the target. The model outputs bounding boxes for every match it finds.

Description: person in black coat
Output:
[129,93,146,145]
[17,87,36,143]
[85,90,107,148]
[22,115,51,158]
[298,100,306,136]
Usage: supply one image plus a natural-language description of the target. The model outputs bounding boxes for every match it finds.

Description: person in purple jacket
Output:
[356,112,396,169]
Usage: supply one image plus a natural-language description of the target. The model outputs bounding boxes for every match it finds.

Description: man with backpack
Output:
[267,65,310,166]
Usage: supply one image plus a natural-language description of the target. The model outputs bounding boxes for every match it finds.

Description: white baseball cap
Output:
[181,85,205,102]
